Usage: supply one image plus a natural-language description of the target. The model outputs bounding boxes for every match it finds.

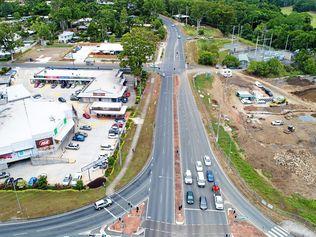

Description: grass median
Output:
[190,73,316,227]
[115,75,161,191]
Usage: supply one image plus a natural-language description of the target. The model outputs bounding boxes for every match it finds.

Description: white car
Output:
[195,161,203,172]
[94,198,113,210]
[108,133,118,139]
[70,172,82,187]
[255,81,263,88]
[184,169,193,184]
[271,120,284,126]
[241,99,252,104]
[203,155,212,166]
[100,144,114,151]
[62,174,72,186]
[214,194,224,210]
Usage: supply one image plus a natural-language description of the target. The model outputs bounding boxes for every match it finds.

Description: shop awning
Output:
[54,120,74,141]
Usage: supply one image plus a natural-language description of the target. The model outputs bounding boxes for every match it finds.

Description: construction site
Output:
[193,69,316,199]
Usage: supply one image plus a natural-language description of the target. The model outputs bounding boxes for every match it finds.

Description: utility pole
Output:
[284,35,289,51]
[231,26,236,45]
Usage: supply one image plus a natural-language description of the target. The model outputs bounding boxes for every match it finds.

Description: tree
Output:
[119,27,158,76]
[75,180,84,190]
[198,51,218,66]
[96,8,116,41]
[191,0,208,30]
[32,21,53,45]
[119,7,129,35]
[37,175,48,189]
[222,55,240,68]
[0,23,22,61]
[143,0,165,18]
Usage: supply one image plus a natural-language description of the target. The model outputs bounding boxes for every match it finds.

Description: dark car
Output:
[199,196,208,210]
[186,191,194,205]
[72,134,85,142]
[70,94,79,101]
[115,117,126,123]
[0,171,10,179]
[206,170,214,182]
[66,83,72,88]
[80,125,92,131]
[83,112,91,119]
[61,83,67,88]
[75,131,88,137]
[51,83,58,89]
[32,94,42,99]
[58,97,66,103]
[122,97,128,103]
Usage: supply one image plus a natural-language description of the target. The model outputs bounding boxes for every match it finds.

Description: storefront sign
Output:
[93,92,105,96]
[0,153,13,159]
[36,137,53,149]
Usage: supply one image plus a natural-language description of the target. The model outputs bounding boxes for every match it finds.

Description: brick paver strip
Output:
[173,75,184,224]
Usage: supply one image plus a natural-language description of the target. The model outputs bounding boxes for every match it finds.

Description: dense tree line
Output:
[164,0,316,51]
[293,0,316,12]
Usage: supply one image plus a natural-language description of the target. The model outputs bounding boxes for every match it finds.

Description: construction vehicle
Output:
[284,125,295,134]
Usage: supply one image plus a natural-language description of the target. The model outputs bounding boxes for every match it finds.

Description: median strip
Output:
[173,75,184,225]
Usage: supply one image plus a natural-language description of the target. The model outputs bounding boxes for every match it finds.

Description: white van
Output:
[220,69,232,78]
[197,172,206,187]
[184,169,193,184]
[94,198,113,210]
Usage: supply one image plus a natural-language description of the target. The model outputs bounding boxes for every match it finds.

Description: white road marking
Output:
[184,207,225,213]
[271,226,288,236]
[113,200,129,212]
[13,233,27,236]
[104,207,117,219]
[275,226,289,236]
[268,230,279,237]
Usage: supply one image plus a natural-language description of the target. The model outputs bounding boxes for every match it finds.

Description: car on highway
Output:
[206,170,214,182]
[83,112,91,119]
[197,171,206,187]
[195,161,203,172]
[62,174,72,186]
[70,172,82,187]
[72,134,85,142]
[184,169,193,184]
[199,196,208,210]
[28,177,38,187]
[177,35,181,39]
[186,191,194,205]
[65,142,80,150]
[271,120,284,126]
[58,97,66,103]
[0,171,10,179]
[214,193,224,210]
[203,155,212,166]
[94,198,113,210]
[80,125,92,131]
[171,24,175,27]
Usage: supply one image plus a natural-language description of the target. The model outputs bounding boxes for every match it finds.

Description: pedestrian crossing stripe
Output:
[266,226,289,237]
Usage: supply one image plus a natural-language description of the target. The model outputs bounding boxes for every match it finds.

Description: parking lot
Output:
[4,67,129,185]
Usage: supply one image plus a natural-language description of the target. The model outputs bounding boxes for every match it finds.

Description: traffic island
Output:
[228,208,265,237]
[173,75,184,225]
[106,202,146,236]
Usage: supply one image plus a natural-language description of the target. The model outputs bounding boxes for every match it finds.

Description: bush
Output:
[198,51,218,66]
[247,58,285,77]
[198,29,204,35]
[222,55,240,68]
[87,177,106,189]
[37,176,48,190]
[74,180,84,190]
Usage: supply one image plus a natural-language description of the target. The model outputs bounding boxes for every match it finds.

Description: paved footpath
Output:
[106,77,156,195]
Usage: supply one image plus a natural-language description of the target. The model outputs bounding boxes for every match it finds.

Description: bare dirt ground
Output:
[210,72,316,199]
[16,45,72,62]
[228,209,266,237]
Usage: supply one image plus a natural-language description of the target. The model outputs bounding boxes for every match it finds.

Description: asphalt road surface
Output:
[0,17,292,237]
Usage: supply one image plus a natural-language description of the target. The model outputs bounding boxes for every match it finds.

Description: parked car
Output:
[83,112,91,119]
[16,179,27,189]
[32,94,42,99]
[271,120,284,126]
[0,171,10,179]
[72,134,85,142]
[4,177,14,186]
[38,82,45,88]
[58,97,66,103]
[195,161,203,172]
[214,193,224,210]
[241,98,252,104]
[184,169,193,184]
[51,83,58,89]
[203,155,212,166]
[71,83,77,89]
[108,133,118,139]
[28,177,38,187]
[70,172,82,187]
[74,89,82,95]
[34,81,40,88]
[206,170,214,182]
[186,191,194,205]
[122,97,128,103]
[75,131,88,137]
[100,144,114,151]
[116,121,124,128]
[65,142,80,150]
[80,125,92,131]
[62,174,72,186]
[199,196,208,210]
[66,83,72,88]
[94,198,113,210]
[124,91,131,97]
[115,117,126,123]
[255,81,263,88]
[70,94,79,101]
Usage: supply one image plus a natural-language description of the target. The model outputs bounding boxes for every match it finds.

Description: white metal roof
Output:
[92,43,123,53]
[91,102,123,108]
[4,84,31,102]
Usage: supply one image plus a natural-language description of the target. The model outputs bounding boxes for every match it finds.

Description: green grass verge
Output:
[183,25,222,38]
[193,73,213,106]
[0,188,105,221]
[191,72,316,227]
[281,6,293,15]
